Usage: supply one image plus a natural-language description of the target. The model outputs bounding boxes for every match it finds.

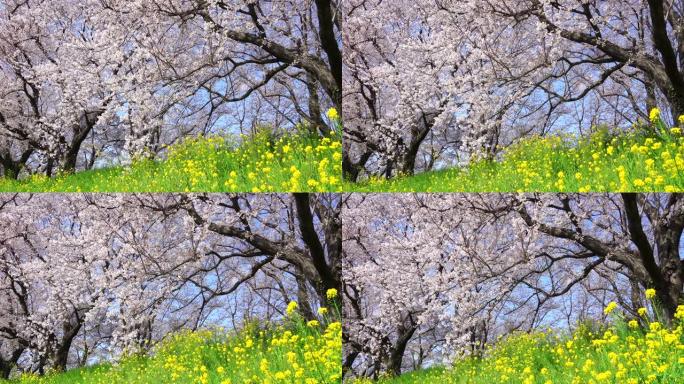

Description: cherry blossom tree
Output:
[342,193,684,378]
[0,192,340,377]
[0,0,131,177]
[0,0,341,178]
[343,0,684,179]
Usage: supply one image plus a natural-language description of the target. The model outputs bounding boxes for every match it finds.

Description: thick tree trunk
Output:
[400,145,419,176]
[0,161,20,180]
[647,0,684,119]
[622,193,683,320]
[306,74,330,136]
[383,160,394,179]
[62,111,98,173]
[314,0,342,109]
[654,225,684,320]
[386,324,417,376]
[625,194,684,321]
[399,111,437,176]
[61,150,79,174]
[45,157,55,177]
[50,321,82,372]
[343,150,371,182]
[52,322,82,372]
[0,345,24,379]
[293,193,341,299]
[342,348,359,378]
[0,361,10,380]
[644,73,658,116]
[295,272,317,321]
[0,148,32,179]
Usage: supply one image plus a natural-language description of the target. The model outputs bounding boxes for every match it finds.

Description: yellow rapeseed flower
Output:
[286,301,298,315]
[326,108,339,121]
[604,301,618,315]
[649,107,661,123]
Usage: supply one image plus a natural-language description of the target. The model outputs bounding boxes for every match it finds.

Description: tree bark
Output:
[0,344,24,379]
[622,193,683,319]
[386,324,417,376]
[50,320,83,372]
[293,193,341,300]
[314,0,342,109]
[647,0,684,118]
[343,151,371,182]
[0,148,33,180]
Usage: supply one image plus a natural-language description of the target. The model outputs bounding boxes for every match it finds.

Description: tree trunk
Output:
[342,350,359,378]
[62,129,88,172]
[305,74,330,136]
[399,111,437,176]
[293,193,341,299]
[343,151,371,182]
[45,157,55,177]
[0,344,24,379]
[647,0,684,119]
[61,150,79,174]
[400,145,419,176]
[621,193,682,320]
[644,73,658,116]
[386,325,417,376]
[314,0,342,110]
[0,361,10,380]
[295,272,317,321]
[50,320,82,372]
[0,148,32,179]
[654,224,684,320]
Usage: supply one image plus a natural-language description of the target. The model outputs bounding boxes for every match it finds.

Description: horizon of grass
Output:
[3,297,342,384]
[347,115,684,193]
[354,299,684,384]
[0,131,342,193]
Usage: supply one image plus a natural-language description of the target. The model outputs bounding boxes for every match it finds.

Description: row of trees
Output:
[342,0,684,180]
[342,193,684,378]
[0,193,341,377]
[0,0,341,178]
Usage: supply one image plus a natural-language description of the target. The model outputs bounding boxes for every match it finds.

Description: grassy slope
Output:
[0,132,342,193]
[356,303,684,384]
[348,125,684,193]
[4,307,342,384]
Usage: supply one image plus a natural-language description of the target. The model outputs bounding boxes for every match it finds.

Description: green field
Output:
[3,299,341,384]
[348,113,684,193]
[354,299,684,384]
[0,131,342,193]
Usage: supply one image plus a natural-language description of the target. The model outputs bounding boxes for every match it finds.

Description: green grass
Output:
[353,303,684,384]
[0,131,342,193]
[347,123,684,193]
[3,304,342,384]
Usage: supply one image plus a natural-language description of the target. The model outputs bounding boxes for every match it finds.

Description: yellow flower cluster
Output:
[14,289,342,384]
[16,314,341,384]
[603,301,617,315]
[357,289,684,384]
[650,107,661,123]
[326,108,339,121]
[352,118,684,192]
[0,131,342,193]
[164,132,342,193]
